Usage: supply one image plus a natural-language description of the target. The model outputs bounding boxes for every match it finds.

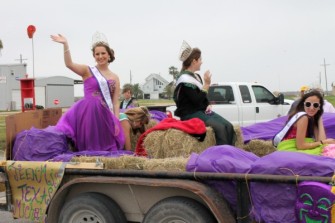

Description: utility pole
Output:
[15,54,28,64]
[130,70,132,84]
[320,58,330,95]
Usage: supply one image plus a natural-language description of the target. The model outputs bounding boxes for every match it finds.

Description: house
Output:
[141,73,169,99]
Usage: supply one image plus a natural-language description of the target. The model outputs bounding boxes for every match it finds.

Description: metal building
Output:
[0,63,26,111]
[0,63,75,111]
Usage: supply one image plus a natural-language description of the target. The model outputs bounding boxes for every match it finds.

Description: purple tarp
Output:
[187,113,335,222]
[187,145,259,211]
[241,112,335,143]
[249,151,335,222]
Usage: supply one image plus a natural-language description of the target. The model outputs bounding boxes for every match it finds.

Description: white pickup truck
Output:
[167,82,293,127]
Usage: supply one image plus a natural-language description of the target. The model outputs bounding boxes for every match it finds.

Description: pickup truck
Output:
[1,108,333,223]
[167,82,293,127]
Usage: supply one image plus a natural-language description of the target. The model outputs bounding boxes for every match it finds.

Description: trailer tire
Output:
[58,192,126,223]
[143,196,216,223]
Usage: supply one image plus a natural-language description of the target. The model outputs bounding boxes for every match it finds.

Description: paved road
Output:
[0,211,28,223]
[0,192,25,223]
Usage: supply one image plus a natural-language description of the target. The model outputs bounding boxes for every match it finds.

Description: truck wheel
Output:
[143,196,216,223]
[58,193,126,223]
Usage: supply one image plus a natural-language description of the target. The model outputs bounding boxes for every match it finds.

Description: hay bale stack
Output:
[143,157,189,172]
[143,127,216,159]
[242,139,276,157]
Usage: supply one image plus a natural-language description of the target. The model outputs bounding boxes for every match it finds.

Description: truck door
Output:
[251,85,282,123]
[238,85,257,126]
[208,85,240,125]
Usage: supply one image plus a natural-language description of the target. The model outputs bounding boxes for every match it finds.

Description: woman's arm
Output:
[112,75,121,117]
[296,116,322,149]
[51,34,90,78]
[315,116,327,141]
[121,120,132,150]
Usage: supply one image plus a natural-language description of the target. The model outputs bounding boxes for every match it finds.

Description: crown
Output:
[91,31,109,48]
[179,40,192,62]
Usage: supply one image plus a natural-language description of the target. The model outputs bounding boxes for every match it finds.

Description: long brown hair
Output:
[92,42,115,63]
[289,89,324,128]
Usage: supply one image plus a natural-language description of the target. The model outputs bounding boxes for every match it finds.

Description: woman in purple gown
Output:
[50,33,125,152]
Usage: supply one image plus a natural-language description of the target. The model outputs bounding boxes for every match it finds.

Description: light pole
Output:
[27,25,36,78]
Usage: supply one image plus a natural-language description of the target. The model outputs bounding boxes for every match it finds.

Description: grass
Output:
[137,99,175,106]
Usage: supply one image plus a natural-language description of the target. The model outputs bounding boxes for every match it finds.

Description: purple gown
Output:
[55,75,125,152]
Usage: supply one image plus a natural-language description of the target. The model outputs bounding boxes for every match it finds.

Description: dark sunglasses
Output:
[304,102,320,109]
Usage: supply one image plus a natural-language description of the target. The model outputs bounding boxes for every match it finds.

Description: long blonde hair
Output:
[125,106,150,133]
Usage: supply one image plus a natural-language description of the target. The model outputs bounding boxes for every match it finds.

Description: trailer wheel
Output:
[58,193,126,223]
[143,196,216,223]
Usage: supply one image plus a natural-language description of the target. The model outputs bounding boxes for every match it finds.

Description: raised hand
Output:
[203,70,212,86]
[50,34,67,44]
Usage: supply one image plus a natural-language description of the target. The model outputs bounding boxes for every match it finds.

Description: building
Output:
[0,63,26,110]
[0,63,75,111]
[33,76,75,108]
[141,73,169,99]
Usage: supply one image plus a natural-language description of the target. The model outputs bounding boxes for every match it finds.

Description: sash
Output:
[175,73,203,90]
[272,112,306,147]
[89,66,113,111]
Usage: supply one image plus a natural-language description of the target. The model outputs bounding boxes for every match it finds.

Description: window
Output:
[252,85,275,103]
[239,85,252,103]
[208,86,234,104]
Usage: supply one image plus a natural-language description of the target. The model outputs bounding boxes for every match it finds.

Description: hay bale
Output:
[130,119,158,150]
[234,125,244,149]
[71,155,147,170]
[143,127,216,159]
[242,139,276,157]
[143,157,189,172]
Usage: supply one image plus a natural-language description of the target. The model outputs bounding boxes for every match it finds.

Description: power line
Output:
[15,54,28,64]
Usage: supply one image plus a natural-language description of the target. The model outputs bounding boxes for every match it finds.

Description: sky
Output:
[1,0,335,96]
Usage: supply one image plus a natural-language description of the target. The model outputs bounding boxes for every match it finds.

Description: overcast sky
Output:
[1,0,335,96]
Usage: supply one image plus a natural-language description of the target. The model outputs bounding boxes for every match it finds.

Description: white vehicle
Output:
[167,82,293,127]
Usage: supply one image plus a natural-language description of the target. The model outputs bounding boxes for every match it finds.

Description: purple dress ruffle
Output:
[13,126,69,161]
[55,76,125,151]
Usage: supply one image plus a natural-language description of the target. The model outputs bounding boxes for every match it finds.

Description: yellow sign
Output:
[6,161,66,222]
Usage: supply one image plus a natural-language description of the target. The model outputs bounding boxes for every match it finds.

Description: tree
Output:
[132,83,143,99]
[121,83,143,99]
[169,66,179,81]
[164,83,175,100]
[0,39,3,56]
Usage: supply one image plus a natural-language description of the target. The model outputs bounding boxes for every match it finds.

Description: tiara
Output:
[179,40,192,62]
[91,31,109,48]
